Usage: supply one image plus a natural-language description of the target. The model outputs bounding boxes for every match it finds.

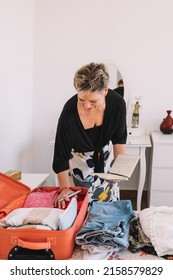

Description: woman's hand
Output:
[53,188,75,209]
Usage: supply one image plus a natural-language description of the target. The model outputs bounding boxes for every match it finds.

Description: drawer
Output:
[149,190,173,207]
[152,145,173,167]
[150,168,173,190]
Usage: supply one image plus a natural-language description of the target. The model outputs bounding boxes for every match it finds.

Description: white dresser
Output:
[148,131,173,207]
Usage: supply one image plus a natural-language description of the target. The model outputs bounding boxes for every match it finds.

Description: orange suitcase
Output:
[0,172,88,260]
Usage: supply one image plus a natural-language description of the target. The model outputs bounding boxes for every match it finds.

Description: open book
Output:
[91,154,140,181]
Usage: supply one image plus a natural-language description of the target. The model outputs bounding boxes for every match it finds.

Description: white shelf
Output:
[152,131,173,144]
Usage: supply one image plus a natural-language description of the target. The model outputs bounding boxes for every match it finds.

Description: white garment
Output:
[81,244,116,260]
[0,198,77,230]
[139,206,173,256]
[0,207,63,230]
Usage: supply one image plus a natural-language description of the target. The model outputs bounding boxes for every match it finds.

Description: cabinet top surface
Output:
[126,134,151,147]
[19,173,49,189]
[151,131,173,144]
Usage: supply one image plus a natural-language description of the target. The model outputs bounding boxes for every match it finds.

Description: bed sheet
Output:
[70,245,164,260]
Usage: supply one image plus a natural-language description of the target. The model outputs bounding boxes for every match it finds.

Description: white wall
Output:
[32,0,173,184]
[0,0,33,172]
[1,0,173,187]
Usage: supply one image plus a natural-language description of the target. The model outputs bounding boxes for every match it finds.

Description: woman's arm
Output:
[57,169,71,187]
[53,169,75,208]
[113,144,126,159]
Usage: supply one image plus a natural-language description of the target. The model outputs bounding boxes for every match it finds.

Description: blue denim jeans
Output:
[76,200,134,249]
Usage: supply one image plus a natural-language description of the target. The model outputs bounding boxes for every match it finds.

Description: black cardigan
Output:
[52,89,127,173]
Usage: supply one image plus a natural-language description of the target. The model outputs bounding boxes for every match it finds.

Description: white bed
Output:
[70,245,164,260]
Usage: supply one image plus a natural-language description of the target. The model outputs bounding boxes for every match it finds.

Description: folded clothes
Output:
[76,200,134,249]
[23,189,58,208]
[81,244,115,260]
[0,207,63,230]
[8,225,52,230]
[23,187,84,211]
[0,198,77,230]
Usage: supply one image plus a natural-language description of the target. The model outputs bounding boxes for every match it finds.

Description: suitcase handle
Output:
[17,238,51,250]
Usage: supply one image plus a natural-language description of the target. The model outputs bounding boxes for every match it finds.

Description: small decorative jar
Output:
[160,110,173,134]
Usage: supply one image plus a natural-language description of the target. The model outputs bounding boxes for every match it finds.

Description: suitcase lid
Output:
[0,172,31,212]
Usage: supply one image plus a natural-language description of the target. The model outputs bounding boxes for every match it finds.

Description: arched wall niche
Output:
[103,61,128,102]
[102,60,131,127]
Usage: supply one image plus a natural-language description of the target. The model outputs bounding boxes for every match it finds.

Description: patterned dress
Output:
[70,141,120,205]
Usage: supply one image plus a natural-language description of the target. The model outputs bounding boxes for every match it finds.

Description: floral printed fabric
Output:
[69,141,120,206]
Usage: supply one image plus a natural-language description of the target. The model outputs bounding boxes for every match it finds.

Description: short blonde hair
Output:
[74,62,109,92]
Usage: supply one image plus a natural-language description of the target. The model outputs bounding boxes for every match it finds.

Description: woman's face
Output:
[77,87,108,113]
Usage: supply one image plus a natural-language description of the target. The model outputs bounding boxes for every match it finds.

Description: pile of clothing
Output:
[76,200,135,259]
[129,206,173,259]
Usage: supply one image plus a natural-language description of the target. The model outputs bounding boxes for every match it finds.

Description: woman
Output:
[52,62,127,208]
